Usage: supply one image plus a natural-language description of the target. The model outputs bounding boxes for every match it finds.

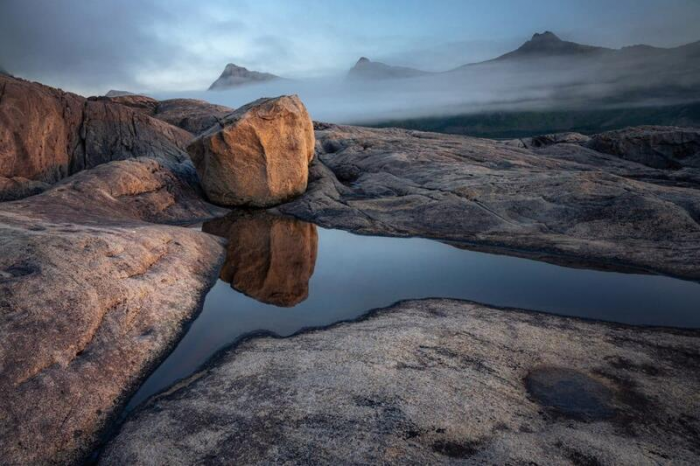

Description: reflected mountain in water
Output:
[203,211,318,307]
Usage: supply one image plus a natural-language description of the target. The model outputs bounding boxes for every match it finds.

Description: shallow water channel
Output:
[126,211,700,411]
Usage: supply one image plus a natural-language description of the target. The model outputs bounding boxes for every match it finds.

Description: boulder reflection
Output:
[203,211,318,307]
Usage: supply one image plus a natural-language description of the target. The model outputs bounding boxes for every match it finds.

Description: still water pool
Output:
[126,211,700,410]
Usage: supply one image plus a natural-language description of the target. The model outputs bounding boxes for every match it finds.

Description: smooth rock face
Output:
[0,75,192,200]
[100,299,700,465]
[188,95,315,207]
[0,158,227,465]
[109,95,234,135]
[276,123,700,279]
[587,125,700,169]
[203,211,318,307]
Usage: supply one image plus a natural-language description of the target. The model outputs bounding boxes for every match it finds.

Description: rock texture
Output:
[105,90,135,97]
[109,95,233,135]
[101,299,700,465]
[0,75,192,200]
[508,131,591,149]
[203,211,318,307]
[188,95,315,207]
[0,158,227,465]
[587,125,700,169]
[276,123,700,280]
[208,63,280,90]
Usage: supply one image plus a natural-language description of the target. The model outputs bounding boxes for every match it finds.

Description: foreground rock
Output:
[203,211,318,306]
[276,123,700,279]
[188,95,315,207]
[0,158,227,465]
[0,75,192,200]
[101,298,700,465]
[108,94,233,135]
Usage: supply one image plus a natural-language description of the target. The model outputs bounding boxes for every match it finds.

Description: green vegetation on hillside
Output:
[368,102,700,138]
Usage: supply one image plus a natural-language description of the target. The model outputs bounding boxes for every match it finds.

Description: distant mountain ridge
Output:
[208,63,280,90]
[351,31,699,75]
[347,57,431,80]
[491,31,610,61]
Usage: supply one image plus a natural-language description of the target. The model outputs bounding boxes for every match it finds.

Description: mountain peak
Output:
[348,57,429,80]
[222,63,251,75]
[531,31,561,42]
[208,63,279,90]
[491,31,608,61]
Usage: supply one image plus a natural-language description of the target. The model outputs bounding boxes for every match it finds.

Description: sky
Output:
[1,0,699,96]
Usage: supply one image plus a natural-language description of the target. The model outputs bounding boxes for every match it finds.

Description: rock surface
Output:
[276,123,700,279]
[0,75,192,200]
[105,90,135,97]
[188,95,315,207]
[509,131,591,148]
[208,63,280,90]
[101,298,700,465]
[587,125,700,169]
[0,158,227,465]
[203,211,318,307]
[109,95,233,135]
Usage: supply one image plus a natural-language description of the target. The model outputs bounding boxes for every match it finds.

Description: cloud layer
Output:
[1,0,699,96]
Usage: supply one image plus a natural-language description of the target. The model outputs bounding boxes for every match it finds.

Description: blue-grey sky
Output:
[1,0,699,95]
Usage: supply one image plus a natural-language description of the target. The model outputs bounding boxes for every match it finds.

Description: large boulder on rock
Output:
[0,75,192,200]
[587,125,700,169]
[203,211,318,306]
[187,95,315,207]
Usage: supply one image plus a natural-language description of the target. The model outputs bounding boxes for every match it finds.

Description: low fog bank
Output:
[152,53,700,125]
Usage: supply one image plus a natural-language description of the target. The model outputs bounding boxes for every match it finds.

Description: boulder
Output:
[107,93,159,114]
[203,211,318,306]
[523,132,590,148]
[187,95,315,207]
[0,75,192,200]
[109,95,233,135]
[152,99,233,135]
[587,125,700,169]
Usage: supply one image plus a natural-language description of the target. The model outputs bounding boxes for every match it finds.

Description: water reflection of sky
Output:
[127,221,700,411]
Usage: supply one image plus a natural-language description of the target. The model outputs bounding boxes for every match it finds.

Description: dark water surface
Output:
[126,212,700,411]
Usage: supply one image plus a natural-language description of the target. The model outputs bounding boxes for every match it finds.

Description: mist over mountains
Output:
[172,32,700,131]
